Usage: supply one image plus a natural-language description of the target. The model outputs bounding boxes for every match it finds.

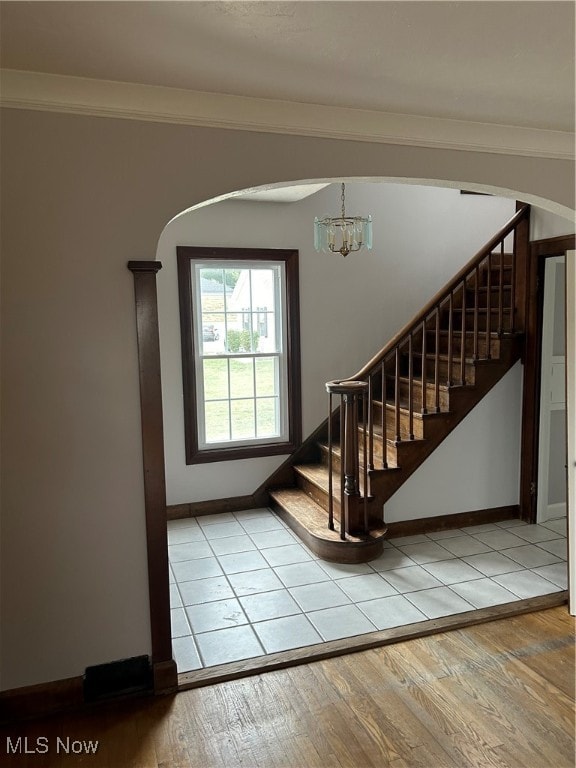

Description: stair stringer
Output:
[370,336,523,507]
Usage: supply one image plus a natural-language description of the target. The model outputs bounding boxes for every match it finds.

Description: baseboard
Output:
[386,504,520,538]
[168,500,521,533]
[167,495,257,520]
[0,676,84,724]
[152,660,178,694]
[0,658,177,724]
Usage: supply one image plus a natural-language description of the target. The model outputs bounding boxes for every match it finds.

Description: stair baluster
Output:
[486,251,493,357]
[368,375,374,471]
[498,241,504,335]
[434,307,441,411]
[327,392,334,531]
[473,265,480,360]
[408,332,414,440]
[460,279,467,385]
[362,391,368,531]
[510,236,517,332]
[394,348,401,442]
[381,359,388,468]
[421,319,428,415]
[447,291,454,386]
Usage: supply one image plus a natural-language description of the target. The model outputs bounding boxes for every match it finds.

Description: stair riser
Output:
[431,359,476,385]
[371,402,424,439]
[475,265,513,288]
[296,473,335,515]
[426,332,501,358]
[319,439,398,474]
[450,311,513,333]
[465,286,512,309]
[294,473,377,535]
[386,377,450,411]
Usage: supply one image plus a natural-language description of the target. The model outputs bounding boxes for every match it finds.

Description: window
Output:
[177,247,301,464]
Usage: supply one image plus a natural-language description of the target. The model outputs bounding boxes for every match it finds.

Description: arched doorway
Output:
[132,178,574,691]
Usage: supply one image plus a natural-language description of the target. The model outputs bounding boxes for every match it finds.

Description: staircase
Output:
[263,205,531,563]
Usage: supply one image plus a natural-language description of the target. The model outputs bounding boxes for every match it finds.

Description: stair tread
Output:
[295,462,338,490]
[388,374,450,388]
[373,399,450,421]
[318,441,400,470]
[427,329,502,337]
[269,488,386,544]
[420,352,482,363]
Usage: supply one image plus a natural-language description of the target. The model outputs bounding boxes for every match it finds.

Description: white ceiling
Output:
[1,1,574,132]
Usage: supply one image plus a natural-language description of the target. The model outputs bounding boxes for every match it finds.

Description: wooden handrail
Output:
[346,205,529,382]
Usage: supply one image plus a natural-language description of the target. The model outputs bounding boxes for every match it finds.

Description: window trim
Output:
[177,246,301,464]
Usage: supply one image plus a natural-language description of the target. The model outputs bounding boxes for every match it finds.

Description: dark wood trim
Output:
[176,247,302,465]
[386,505,520,538]
[0,677,84,724]
[167,495,257,520]
[127,261,177,695]
[152,661,179,695]
[0,663,168,724]
[177,592,568,692]
[519,235,575,522]
[529,234,576,258]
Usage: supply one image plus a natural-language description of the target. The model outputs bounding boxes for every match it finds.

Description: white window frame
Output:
[192,260,289,450]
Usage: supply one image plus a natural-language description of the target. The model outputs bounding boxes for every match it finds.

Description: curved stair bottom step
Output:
[269,488,387,564]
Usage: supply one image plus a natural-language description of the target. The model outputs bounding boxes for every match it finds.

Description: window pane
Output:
[205,401,230,443]
[229,358,254,399]
[251,269,277,312]
[230,399,255,440]
[201,313,224,354]
[255,357,277,396]
[203,358,228,400]
[256,398,279,437]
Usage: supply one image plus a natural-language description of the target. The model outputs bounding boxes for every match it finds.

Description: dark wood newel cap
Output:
[326,379,368,395]
[128,261,163,273]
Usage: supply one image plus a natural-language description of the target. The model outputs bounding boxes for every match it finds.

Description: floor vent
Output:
[83,655,152,702]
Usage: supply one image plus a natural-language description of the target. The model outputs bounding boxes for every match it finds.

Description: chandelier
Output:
[314,183,373,257]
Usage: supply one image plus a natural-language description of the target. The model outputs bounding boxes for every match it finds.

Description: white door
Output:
[537,256,567,523]
[566,250,575,615]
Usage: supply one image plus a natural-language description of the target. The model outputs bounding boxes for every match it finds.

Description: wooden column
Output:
[127,261,177,694]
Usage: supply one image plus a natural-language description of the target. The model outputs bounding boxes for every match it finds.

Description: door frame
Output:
[520,234,575,521]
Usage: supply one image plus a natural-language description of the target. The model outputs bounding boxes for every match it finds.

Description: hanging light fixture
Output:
[314,183,373,257]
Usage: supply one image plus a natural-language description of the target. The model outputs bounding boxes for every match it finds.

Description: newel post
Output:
[326,380,368,537]
[513,202,531,334]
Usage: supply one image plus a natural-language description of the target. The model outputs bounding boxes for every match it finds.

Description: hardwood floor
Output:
[2,607,574,767]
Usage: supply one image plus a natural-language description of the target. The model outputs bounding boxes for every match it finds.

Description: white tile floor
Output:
[168,509,568,673]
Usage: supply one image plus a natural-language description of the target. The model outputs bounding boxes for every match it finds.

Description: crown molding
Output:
[1,69,574,161]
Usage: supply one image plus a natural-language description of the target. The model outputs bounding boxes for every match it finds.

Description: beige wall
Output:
[1,107,574,690]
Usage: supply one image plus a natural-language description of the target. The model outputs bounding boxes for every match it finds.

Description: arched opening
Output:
[140,177,574,688]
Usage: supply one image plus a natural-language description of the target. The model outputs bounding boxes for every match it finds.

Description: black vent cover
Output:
[83,655,152,702]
